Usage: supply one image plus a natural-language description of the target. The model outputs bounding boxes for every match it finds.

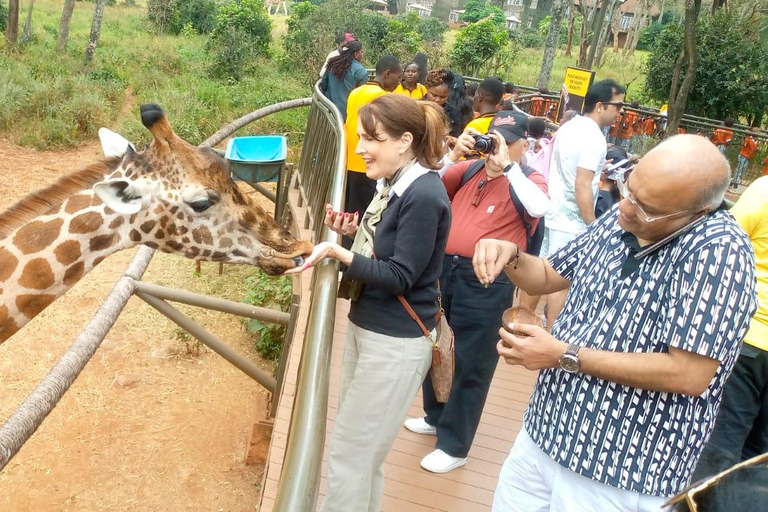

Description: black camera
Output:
[472,134,496,154]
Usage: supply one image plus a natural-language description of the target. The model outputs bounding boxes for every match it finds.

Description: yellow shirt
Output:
[730,176,768,351]
[394,83,427,100]
[345,82,388,173]
[464,113,495,134]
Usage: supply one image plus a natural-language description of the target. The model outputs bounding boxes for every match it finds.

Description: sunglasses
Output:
[615,165,694,223]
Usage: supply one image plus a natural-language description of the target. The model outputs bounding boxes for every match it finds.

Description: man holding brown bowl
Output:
[473,135,758,511]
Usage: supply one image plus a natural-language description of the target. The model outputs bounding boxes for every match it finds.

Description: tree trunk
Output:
[594,0,621,67]
[397,0,407,14]
[21,0,34,44]
[612,6,622,52]
[586,0,611,69]
[577,3,593,67]
[6,0,20,45]
[666,0,701,136]
[84,0,109,65]
[538,0,569,87]
[623,0,648,56]
[658,0,665,22]
[565,8,576,57]
[57,0,76,51]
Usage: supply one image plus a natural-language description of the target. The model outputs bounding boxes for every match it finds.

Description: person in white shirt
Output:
[538,79,626,329]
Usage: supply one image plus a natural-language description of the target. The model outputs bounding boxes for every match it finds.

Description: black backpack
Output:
[459,160,545,256]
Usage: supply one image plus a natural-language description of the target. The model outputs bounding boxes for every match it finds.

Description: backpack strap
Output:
[459,159,487,188]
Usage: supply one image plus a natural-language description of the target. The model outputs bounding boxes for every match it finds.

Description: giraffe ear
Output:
[93,178,151,215]
[99,127,136,158]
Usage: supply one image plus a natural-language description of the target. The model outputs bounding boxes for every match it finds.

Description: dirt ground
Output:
[0,138,274,511]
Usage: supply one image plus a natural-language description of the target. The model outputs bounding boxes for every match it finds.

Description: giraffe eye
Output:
[188,199,212,213]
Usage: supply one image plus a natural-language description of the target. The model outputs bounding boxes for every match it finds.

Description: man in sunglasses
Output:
[473,134,758,511]
[537,79,626,331]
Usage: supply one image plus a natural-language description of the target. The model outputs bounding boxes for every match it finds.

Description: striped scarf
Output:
[340,158,417,300]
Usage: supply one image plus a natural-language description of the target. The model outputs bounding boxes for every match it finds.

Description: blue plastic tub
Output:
[225,135,287,183]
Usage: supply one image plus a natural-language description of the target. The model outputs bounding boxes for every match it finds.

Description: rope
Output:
[0,246,155,471]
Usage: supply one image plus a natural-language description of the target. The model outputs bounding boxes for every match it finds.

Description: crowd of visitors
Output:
[307,36,767,511]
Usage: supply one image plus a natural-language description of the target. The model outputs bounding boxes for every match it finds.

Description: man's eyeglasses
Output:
[602,101,625,108]
[615,165,693,223]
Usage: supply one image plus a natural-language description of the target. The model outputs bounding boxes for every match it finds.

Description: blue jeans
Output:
[421,255,515,457]
[733,155,750,185]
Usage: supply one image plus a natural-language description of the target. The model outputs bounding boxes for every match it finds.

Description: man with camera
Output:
[403,111,550,473]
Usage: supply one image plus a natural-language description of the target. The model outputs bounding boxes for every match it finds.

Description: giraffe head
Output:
[93,104,313,275]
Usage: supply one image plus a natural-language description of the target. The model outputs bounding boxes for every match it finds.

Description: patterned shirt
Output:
[526,207,758,497]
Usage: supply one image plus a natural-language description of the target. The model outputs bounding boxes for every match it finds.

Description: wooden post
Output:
[245,393,274,465]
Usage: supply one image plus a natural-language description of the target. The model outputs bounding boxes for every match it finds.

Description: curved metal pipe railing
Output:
[273,83,347,511]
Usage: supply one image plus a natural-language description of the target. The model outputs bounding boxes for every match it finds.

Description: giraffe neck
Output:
[0,189,136,343]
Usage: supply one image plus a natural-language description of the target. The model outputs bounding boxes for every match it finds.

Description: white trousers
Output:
[492,428,670,512]
[319,321,432,512]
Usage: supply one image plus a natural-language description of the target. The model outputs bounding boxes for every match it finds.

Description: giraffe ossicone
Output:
[0,103,314,343]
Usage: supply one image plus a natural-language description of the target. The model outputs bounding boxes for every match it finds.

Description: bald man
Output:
[473,135,758,511]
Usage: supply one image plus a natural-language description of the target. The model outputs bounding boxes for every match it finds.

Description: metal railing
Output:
[0,98,313,472]
[272,82,347,511]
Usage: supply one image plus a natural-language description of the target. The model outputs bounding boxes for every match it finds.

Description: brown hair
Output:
[358,95,448,170]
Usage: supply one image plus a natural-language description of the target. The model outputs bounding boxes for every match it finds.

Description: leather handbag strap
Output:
[397,295,432,338]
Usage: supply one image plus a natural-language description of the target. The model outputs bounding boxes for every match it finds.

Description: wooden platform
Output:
[258,269,539,512]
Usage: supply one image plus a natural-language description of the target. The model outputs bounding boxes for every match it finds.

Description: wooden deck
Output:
[258,268,539,512]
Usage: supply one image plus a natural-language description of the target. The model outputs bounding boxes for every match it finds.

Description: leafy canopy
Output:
[644,10,768,121]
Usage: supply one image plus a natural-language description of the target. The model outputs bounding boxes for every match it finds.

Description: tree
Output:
[84,0,109,65]
[207,0,272,80]
[431,0,452,20]
[418,15,449,42]
[6,0,19,44]
[57,0,76,51]
[450,17,508,76]
[641,2,768,130]
[21,0,34,44]
[383,12,424,61]
[538,0,569,87]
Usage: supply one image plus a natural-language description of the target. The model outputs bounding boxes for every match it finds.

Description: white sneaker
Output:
[403,417,436,435]
[420,449,467,473]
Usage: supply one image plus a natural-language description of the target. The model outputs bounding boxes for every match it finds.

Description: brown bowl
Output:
[502,306,544,337]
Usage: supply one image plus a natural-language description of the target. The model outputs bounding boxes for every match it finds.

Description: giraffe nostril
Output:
[292,256,304,267]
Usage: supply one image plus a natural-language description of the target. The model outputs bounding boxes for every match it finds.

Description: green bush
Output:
[450,17,509,77]
[509,26,544,48]
[147,0,218,35]
[417,16,448,43]
[207,0,272,80]
[383,12,424,62]
[637,21,664,51]
[243,270,294,366]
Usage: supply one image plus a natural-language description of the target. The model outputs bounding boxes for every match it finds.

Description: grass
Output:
[0,0,310,149]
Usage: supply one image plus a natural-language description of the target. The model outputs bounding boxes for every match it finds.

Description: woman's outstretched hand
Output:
[325,203,360,237]
[283,242,355,274]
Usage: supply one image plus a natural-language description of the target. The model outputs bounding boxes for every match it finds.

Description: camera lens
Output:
[473,135,493,153]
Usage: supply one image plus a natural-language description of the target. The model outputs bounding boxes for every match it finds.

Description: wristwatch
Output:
[558,343,581,374]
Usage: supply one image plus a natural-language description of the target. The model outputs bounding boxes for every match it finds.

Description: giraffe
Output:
[0,103,314,343]
[266,0,287,16]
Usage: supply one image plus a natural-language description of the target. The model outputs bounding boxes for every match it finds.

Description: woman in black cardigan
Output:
[289,94,451,512]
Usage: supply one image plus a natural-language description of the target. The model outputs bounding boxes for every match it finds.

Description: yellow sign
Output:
[564,67,593,96]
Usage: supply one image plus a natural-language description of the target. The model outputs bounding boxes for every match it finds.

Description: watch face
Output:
[559,354,580,374]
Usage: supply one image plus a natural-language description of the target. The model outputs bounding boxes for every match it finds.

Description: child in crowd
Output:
[394,62,428,99]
